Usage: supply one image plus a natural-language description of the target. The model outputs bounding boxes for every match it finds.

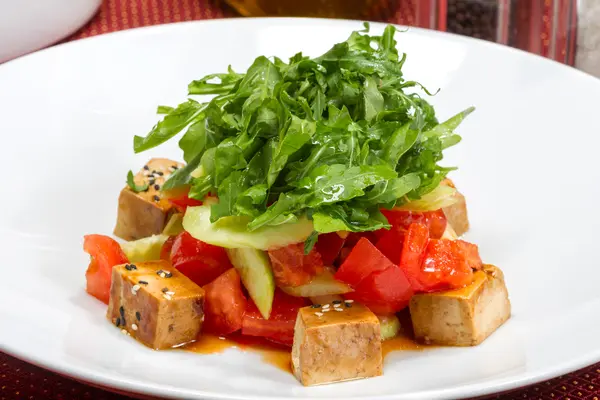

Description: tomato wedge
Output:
[374,226,406,265]
[398,223,430,291]
[315,232,346,265]
[335,237,394,288]
[83,234,129,304]
[242,289,308,347]
[455,240,483,271]
[170,231,233,287]
[343,265,413,314]
[381,209,447,239]
[203,268,247,335]
[267,243,324,287]
[168,194,203,213]
[160,236,176,261]
[417,240,474,292]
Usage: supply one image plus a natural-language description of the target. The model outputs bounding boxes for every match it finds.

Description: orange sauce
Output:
[184,311,434,374]
[185,333,292,374]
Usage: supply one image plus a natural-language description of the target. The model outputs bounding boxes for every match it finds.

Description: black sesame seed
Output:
[115,317,121,327]
[153,195,160,202]
[125,264,137,271]
[119,307,126,325]
[149,179,156,185]
[332,300,342,304]
[345,302,352,308]
[164,271,173,278]
[311,304,321,308]
[154,184,160,190]
[157,270,164,276]
[161,287,169,293]
[138,280,148,285]
[143,165,149,170]
[136,311,141,321]
[156,171,164,176]
[171,165,179,170]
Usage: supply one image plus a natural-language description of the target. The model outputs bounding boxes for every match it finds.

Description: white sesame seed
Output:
[163,294,172,301]
[322,309,330,312]
[159,272,166,278]
[322,304,330,309]
[315,312,323,317]
[345,299,354,303]
[165,291,175,296]
[335,308,343,312]
[333,303,341,308]
[131,284,140,295]
[131,323,138,331]
[218,336,226,340]
[121,329,128,335]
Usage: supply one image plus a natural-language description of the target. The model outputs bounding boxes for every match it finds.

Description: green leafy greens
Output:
[126,170,149,193]
[133,23,474,234]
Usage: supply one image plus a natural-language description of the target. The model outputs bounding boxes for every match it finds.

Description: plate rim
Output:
[1,16,600,400]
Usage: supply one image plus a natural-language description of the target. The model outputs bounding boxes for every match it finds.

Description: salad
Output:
[83,23,511,386]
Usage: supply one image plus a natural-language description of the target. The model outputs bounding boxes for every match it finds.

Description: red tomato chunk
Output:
[267,243,324,287]
[170,231,233,287]
[83,234,129,304]
[335,237,394,287]
[203,268,246,335]
[314,232,345,266]
[242,290,308,347]
[344,265,413,314]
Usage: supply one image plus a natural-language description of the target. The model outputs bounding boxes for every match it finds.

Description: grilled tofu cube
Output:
[292,302,383,386]
[107,260,204,349]
[114,158,184,241]
[409,265,510,346]
[441,179,469,237]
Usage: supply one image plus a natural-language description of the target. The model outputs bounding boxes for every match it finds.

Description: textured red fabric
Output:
[0,0,593,399]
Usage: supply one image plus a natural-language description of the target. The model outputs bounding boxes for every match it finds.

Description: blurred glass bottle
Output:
[225,0,585,70]
[223,0,446,30]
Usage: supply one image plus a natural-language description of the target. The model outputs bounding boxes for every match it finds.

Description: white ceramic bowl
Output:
[0,0,101,62]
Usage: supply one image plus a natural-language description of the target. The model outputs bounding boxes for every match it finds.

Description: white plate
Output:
[0,0,101,63]
[1,18,599,400]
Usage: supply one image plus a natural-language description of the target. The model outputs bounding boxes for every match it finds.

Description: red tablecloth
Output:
[1,1,598,399]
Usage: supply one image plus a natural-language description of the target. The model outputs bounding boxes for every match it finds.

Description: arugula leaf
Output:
[188,66,243,95]
[382,123,419,167]
[362,76,384,121]
[126,170,149,193]
[267,115,316,187]
[248,164,396,231]
[303,231,319,255]
[132,24,475,235]
[312,205,390,233]
[162,154,202,191]
[157,105,174,114]
[134,100,204,153]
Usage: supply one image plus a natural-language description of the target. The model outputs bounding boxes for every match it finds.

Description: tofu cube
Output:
[107,260,205,349]
[292,302,383,386]
[113,158,184,241]
[409,265,511,346]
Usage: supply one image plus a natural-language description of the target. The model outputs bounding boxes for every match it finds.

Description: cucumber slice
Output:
[162,213,184,236]
[280,270,353,297]
[120,234,168,263]
[226,248,274,319]
[183,205,313,250]
[378,314,401,341]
